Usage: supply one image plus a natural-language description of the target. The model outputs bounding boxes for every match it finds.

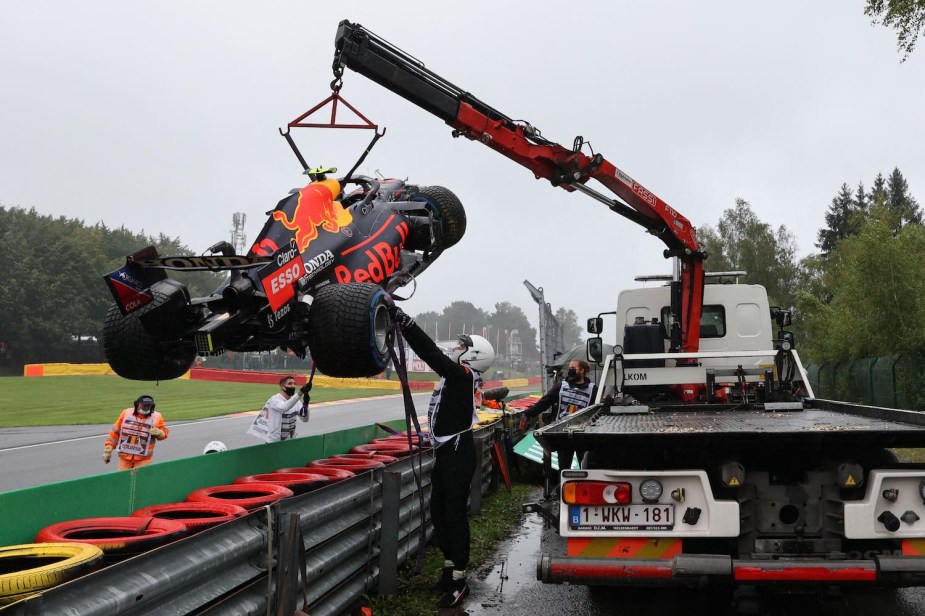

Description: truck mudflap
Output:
[538,554,925,587]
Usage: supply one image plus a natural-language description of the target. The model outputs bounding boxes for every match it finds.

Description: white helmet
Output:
[203,440,227,454]
[450,334,495,373]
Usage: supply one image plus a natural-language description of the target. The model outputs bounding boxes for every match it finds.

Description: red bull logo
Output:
[271,179,353,253]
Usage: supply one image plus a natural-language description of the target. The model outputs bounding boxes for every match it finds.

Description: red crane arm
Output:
[333,20,705,352]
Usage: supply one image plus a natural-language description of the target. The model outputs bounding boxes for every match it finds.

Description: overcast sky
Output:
[2,2,923,339]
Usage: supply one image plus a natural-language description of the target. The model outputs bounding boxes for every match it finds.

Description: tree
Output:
[489,302,538,361]
[865,0,925,60]
[816,183,857,256]
[809,209,925,362]
[411,310,441,339]
[440,301,489,340]
[700,198,801,308]
[555,307,583,348]
[884,167,922,233]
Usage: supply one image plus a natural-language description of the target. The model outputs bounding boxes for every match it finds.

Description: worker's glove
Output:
[389,306,414,329]
[299,382,312,395]
[103,445,113,464]
[149,427,166,439]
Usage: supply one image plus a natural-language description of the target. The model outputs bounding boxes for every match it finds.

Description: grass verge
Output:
[0,375,396,427]
[365,477,536,616]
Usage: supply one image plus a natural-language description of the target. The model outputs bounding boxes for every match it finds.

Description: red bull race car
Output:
[102,168,465,380]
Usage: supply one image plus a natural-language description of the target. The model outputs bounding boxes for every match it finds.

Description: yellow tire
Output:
[0,542,103,605]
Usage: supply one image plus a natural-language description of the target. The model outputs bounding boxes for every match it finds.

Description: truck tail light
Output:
[562,481,632,505]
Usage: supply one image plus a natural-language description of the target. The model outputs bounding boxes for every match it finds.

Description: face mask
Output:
[284,387,296,397]
[566,368,579,381]
[138,407,153,416]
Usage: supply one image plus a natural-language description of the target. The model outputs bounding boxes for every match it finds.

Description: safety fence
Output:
[806,355,925,411]
[1,421,508,615]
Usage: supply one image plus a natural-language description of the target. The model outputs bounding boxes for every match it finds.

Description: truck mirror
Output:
[771,307,792,328]
[587,337,604,363]
[587,317,604,334]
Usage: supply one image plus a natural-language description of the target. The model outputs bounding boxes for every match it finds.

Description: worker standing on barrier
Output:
[247,375,311,443]
[103,395,169,470]
[519,359,598,472]
[390,306,494,609]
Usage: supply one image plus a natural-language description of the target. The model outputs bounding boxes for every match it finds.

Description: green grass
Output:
[0,375,396,427]
[365,478,536,616]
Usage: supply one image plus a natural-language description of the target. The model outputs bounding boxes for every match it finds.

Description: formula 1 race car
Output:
[102,168,465,380]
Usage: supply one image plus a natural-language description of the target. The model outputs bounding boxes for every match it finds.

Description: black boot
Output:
[436,576,469,608]
[429,566,453,592]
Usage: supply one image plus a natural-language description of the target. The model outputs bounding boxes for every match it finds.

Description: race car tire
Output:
[34,517,187,556]
[102,278,197,381]
[130,502,248,532]
[276,467,357,482]
[186,483,294,510]
[233,473,329,495]
[308,458,385,472]
[412,185,466,249]
[333,452,400,463]
[308,283,391,377]
[0,543,103,605]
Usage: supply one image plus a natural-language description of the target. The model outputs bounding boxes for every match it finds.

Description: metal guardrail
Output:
[4,424,505,615]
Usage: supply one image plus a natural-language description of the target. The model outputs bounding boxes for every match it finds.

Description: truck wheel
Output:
[308,283,392,377]
[412,185,466,249]
[102,279,196,381]
[0,543,103,605]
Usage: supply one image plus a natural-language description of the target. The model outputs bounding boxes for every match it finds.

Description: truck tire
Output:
[34,517,187,557]
[334,452,400,463]
[0,543,103,605]
[102,279,196,381]
[308,283,391,377]
[186,484,294,510]
[130,502,248,532]
[308,458,385,472]
[412,185,466,249]
[233,473,329,495]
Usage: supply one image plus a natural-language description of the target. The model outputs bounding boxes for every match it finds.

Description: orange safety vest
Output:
[105,408,168,462]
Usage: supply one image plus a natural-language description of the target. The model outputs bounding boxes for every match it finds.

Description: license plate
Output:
[569,504,675,530]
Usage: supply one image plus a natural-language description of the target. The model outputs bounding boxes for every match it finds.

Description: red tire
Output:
[371,436,425,444]
[334,453,399,463]
[308,458,384,472]
[234,473,329,495]
[350,443,418,457]
[275,467,357,482]
[186,483,293,510]
[35,517,187,556]
[131,502,247,531]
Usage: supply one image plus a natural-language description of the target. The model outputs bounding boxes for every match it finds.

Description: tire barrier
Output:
[234,473,330,496]
[4,422,507,615]
[130,502,248,532]
[34,517,187,558]
[349,443,419,457]
[370,436,430,446]
[186,484,294,510]
[307,458,385,472]
[333,452,400,464]
[0,542,103,606]
[275,466,357,482]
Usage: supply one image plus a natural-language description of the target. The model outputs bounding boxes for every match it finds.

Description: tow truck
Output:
[331,20,925,609]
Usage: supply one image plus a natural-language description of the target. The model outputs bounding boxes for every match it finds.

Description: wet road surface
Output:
[454,486,925,616]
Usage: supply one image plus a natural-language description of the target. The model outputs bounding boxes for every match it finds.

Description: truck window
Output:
[660,305,726,338]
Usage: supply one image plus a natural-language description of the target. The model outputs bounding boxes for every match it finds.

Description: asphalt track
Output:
[0,391,433,493]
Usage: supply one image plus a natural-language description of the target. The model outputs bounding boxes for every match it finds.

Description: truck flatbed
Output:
[536,399,925,451]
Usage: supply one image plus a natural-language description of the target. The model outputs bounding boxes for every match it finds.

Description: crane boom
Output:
[333,20,705,353]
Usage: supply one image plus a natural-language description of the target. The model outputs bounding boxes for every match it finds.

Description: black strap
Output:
[388,326,428,572]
